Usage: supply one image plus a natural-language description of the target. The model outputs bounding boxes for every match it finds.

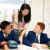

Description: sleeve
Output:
[44,34,50,46]
[0,41,1,46]
[12,10,18,18]
[12,30,20,44]
[0,36,2,46]
[23,31,33,46]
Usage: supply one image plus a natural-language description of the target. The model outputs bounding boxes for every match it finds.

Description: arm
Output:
[21,29,26,37]
[12,10,19,29]
[1,41,7,46]
[0,39,7,46]
[23,31,33,46]
[41,34,50,48]
[21,23,29,37]
[0,33,2,46]
[19,21,29,44]
[41,44,48,48]
[12,30,20,44]
[45,34,50,46]
[44,34,50,45]
[0,34,7,46]
[0,41,1,46]
[19,29,27,44]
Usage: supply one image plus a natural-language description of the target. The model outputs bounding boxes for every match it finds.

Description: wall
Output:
[26,0,50,38]
[44,0,50,38]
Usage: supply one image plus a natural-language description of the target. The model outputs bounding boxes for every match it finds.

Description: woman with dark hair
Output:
[12,3,31,44]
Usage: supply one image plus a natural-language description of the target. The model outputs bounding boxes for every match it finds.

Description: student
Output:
[12,3,31,44]
[23,22,50,48]
[0,21,19,46]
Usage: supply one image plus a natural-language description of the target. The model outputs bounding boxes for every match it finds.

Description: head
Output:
[34,22,45,34]
[0,21,11,35]
[18,3,31,23]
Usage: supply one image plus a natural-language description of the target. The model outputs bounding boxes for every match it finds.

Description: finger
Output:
[20,41,22,45]
[33,46,35,48]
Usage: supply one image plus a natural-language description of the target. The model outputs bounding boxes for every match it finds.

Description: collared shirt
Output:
[3,33,8,38]
[36,34,40,44]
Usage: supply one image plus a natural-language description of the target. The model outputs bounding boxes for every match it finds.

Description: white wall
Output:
[43,0,50,38]
[26,0,50,38]
[26,0,43,35]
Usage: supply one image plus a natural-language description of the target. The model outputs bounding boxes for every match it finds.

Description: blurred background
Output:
[0,0,50,38]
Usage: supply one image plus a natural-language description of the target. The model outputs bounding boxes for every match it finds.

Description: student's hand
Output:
[31,43,37,48]
[1,41,7,46]
[41,44,48,48]
[19,36,23,45]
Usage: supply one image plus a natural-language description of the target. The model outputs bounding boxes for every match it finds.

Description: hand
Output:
[31,43,37,48]
[41,44,48,48]
[4,44,9,50]
[1,41,7,46]
[19,36,23,45]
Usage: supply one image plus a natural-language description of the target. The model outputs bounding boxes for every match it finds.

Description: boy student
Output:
[23,22,50,48]
[0,21,19,46]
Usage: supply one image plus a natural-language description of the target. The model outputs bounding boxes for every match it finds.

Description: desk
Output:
[0,48,18,50]
[0,45,49,50]
[18,45,49,50]
[0,48,49,50]
[0,45,18,50]
[0,49,49,50]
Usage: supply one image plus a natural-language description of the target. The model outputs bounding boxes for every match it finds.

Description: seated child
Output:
[0,21,19,46]
[23,22,50,48]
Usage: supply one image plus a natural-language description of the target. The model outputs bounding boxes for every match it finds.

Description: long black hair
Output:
[18,3,31,23]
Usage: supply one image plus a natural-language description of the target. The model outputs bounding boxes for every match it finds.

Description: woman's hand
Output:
[19,29,26,45]
[19,36,23,45]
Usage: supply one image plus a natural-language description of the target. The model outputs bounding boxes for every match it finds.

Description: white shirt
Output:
[36,34,40,44]
[3,33,8,38]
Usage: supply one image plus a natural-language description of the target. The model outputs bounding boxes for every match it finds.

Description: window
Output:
[0,0,24,24]
[29,0,31,7]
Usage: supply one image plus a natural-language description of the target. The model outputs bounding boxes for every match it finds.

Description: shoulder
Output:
[41,33,47,37]
[28,31,35,35]
[0,31,3,34]
[0,31,3,36]
[11,30,15,34]
[12,10,19,18]
[13,10,18,15]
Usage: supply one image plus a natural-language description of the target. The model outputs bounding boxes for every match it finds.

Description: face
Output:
[21,9,29,16]
[34,25,42,34]
[2,25,11,35]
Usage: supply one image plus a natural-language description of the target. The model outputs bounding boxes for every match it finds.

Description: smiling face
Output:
[34,22,45,35]
[34,25,42,35]
[21,9,29,16]
[2,25,11,35]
